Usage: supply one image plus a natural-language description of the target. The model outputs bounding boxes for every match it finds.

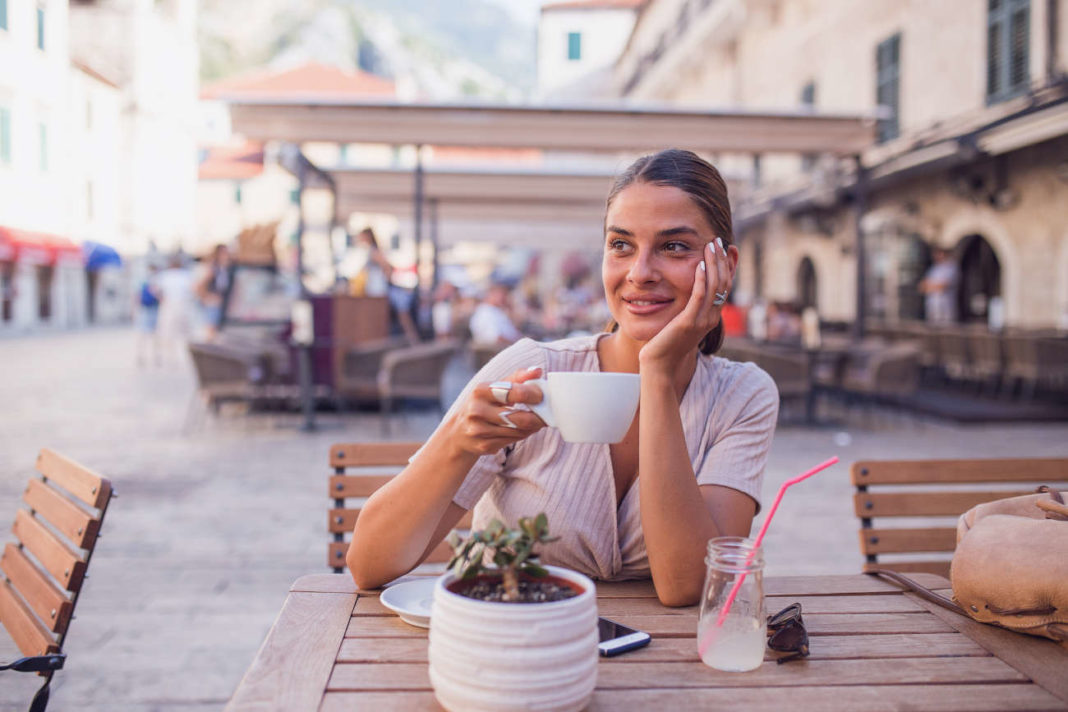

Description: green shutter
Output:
[1,0,8,31]
[987,0,1030,103]
[875,34,900,143]
[37,6,45,50]
[567,32,581,61]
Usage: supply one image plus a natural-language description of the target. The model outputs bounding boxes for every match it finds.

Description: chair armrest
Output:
[378,340,459,398]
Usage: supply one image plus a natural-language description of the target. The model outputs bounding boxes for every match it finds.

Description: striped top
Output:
[428,333,779,581]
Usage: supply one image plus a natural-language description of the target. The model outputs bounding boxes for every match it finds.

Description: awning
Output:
[82,241,123,271]
[0,226,84,266]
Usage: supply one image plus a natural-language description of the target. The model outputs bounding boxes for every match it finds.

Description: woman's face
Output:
[602,182,723,345]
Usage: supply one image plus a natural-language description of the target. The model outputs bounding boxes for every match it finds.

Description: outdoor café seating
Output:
[851,457,1068,578]
[327,442,471,573]
[1,449,113,712]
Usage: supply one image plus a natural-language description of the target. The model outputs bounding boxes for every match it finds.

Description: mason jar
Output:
[696,537,765,672]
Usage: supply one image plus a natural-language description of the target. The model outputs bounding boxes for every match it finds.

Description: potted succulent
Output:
[428,513,598,712]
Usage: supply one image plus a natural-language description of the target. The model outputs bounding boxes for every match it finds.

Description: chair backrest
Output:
[328,442,473,573]
[852,458,1068,579]
[1,449,113,658]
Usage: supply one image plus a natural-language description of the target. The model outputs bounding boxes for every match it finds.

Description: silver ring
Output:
[713,291,728,306]
[498,409,518,429]
[489,381,513,405]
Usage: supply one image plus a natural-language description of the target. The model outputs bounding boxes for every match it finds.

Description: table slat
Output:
[906,593,1068,704]
[336,632,989,665]
[224,591,356,712]
[593,612,954,637]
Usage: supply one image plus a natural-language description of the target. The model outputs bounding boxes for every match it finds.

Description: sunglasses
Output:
[766,602,809,664]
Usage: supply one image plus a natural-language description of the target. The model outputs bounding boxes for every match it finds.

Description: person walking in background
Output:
[135,263,161,367]
[920,248,958,324]
[431,281,459,340]
[469,282,522,346]
[352,227,420,342]
[155,254,195,365]
[194,243,232,340]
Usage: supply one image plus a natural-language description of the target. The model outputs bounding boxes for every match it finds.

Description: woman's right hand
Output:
[445,366,546,456]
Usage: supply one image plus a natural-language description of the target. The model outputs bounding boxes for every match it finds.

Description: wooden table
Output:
[226,573,1068,711]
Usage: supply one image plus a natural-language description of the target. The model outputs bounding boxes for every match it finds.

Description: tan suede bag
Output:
[950,488,1068,647]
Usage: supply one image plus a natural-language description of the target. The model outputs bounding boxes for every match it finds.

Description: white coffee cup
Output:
[527,372,640,443]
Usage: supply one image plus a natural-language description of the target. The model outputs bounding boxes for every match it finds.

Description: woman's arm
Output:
[346,367,546,588]
[637,238,758,606]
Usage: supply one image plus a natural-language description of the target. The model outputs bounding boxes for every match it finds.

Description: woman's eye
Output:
[608,239,631,252]
[664,241,691,253]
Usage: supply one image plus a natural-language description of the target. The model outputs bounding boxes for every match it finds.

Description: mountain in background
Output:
[199,0,537,100]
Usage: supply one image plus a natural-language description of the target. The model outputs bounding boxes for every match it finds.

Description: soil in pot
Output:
[447,574,583,603]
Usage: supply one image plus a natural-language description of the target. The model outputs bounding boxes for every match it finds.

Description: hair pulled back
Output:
[604,148,734,355]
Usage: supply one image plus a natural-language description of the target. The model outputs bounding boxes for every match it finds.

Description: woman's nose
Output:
[627,249,658,284]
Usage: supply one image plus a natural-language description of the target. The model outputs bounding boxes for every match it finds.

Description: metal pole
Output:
[413,145,424,289]
[429,197,440,289]
[853,155,868,341]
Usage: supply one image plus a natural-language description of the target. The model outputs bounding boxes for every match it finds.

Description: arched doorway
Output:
[956,234,1001,323]
[797,257,817,310]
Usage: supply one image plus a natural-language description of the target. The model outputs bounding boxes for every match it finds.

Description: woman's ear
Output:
[726,245,740,278]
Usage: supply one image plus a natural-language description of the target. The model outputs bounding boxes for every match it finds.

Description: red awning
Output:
[0,225,83,266]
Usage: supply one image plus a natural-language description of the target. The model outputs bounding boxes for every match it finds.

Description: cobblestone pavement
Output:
[1,328,1066,711]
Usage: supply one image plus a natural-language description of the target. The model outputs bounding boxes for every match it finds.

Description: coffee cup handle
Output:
[525,378,556,428]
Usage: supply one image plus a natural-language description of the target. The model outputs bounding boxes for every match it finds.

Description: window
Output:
[0,107,10,166]
[38,122,47,171]
[37,4,45,51]
[987,0,1030,103]
[800,82,817,171]
[1,0,8,32]
[234,183,242,204]
[567,32,581,61]
[875,33,901,143]
[339,143,348,165]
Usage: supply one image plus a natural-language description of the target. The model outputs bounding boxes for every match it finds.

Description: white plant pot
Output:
[428,565,598,712]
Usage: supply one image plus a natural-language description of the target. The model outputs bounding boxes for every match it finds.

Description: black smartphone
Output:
[597,616,652,657]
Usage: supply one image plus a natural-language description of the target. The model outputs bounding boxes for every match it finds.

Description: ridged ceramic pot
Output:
[428,565,598,712]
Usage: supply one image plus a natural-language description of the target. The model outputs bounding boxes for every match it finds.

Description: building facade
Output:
[613,0,1068,329]
[537,0,645,100]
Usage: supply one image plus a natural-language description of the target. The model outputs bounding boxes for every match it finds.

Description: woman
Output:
[194,244,231,339]
[348,149,779,606]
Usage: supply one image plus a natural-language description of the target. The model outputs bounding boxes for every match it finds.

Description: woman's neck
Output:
[598,331,698,396]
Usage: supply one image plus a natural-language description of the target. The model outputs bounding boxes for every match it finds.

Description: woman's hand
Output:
[444,366,547,457]
[639,238,736,372]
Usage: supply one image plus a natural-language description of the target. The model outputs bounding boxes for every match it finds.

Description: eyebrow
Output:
[606,225,700,238]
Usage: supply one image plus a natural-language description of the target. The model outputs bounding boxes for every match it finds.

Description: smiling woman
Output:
[347,149,780,607]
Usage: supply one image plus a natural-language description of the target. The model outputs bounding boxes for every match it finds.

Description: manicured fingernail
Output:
[716,237,724,251]
[526,365,540,372]
[699,260,706,272]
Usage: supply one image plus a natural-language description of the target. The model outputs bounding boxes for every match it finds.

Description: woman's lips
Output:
[622,296,673,315]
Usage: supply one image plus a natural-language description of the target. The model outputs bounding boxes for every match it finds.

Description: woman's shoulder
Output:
[701,353,779,402]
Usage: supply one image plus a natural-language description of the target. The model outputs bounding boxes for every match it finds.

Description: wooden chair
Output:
[851,457,1068,579]
[1,449,114,712]
[328,442,472,574]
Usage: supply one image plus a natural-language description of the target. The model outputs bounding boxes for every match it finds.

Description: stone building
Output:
[613,0,1068,329]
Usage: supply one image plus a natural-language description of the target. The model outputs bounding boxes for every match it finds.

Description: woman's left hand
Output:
[639,238,735,371]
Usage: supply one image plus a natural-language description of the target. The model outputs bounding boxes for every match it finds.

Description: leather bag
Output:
[951,488,1068,647]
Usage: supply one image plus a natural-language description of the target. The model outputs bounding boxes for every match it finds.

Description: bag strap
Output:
[865,568,967,616]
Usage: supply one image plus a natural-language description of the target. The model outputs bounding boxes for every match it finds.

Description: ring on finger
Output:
[489,381,513,405]
[713,291,729,306]
[498,409,518,429]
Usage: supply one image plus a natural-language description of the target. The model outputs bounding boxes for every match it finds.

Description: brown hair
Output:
[603,148,734,354]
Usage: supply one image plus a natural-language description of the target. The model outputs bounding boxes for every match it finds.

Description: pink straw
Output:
[698,456,839,659]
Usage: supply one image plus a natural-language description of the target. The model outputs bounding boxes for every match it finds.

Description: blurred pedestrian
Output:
[920,248,958,324]
[469,282,521,346]
[135,263,161,367]
[194,243,232,340]
[156,254,195,364]
[432,281,459,340]
[766,301,801,343]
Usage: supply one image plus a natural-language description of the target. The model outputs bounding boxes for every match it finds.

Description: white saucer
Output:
[380,577,437,628]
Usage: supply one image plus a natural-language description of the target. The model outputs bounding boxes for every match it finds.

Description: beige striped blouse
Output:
[424,333,779,581]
